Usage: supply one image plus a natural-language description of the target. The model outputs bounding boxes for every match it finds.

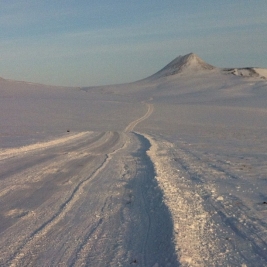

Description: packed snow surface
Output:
[1,53,267,266]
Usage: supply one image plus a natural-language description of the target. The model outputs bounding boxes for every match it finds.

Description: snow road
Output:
[0,104,178,267]
[1,99,267,266]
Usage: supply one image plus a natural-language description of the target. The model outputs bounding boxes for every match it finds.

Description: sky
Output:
[0,0,267,86]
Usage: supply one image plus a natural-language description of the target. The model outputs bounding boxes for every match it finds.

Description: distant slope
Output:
[1,53,267,88]
[0,77,74,89]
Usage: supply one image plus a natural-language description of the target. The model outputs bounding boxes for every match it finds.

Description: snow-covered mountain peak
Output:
[152,53,215,78]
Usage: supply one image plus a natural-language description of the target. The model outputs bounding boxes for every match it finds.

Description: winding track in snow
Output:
[124,103,154,133]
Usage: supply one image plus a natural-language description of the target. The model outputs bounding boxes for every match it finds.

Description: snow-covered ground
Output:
[1,53,267,266]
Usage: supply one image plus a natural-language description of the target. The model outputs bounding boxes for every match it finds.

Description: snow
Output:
[1,53,267,266]
[254,68,267,79]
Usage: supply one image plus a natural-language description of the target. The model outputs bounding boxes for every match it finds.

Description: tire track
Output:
[172,146,267,264]
[61,135,130,267]
[69,196,113,267]
[71,132,177,267]
[0,132,91,160]
[124,103,154,133]
[129,133,178,267]
[0,132,110,205]
[0,132,106,182]
[140,170,151,267]
[6,132,124,267]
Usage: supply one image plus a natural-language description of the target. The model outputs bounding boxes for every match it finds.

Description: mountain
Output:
[146,53,267,81]
[149,53,215,79]
[79,53,267,98]
[1,53,266,89]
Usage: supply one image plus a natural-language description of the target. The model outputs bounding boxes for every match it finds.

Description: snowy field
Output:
[1,53,267,266]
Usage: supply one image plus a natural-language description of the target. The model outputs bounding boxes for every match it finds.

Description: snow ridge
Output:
[223,67,267,79]
[145,135,214,266]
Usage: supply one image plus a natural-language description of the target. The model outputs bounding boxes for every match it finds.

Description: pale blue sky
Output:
[1,0,267,86]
